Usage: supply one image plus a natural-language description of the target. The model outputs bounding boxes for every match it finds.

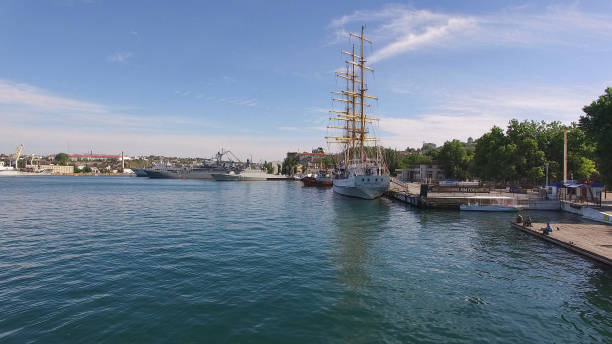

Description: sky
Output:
[1,0,611,161]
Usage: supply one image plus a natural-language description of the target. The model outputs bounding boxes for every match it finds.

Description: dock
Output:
[386,179,562,210]
[510,221,612,266]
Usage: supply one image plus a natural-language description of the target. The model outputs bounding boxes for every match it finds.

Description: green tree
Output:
[383,148,400,176]
[580,87,612,185]
[263,161,274,174]
[473,126,508,182]
[438,140,473,180]
[54,153,70,166]
[282,156,298,175]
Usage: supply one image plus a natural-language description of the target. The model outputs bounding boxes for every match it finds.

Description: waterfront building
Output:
[396,164,445,183]
[39,165,74,174]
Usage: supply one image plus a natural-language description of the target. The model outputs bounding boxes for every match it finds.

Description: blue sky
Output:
[1,0,611,161]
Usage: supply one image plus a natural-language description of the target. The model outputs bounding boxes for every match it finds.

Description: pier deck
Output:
[511,221,612,266]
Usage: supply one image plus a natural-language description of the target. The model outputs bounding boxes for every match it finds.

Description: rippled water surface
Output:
[1,176,610,343]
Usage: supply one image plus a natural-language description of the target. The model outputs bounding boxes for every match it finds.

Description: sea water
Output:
[0,176,610,343]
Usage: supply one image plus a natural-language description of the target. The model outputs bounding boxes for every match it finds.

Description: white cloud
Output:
[377,83,603,150]
[378,113,504,150]
[0,80,307,160]
[0,79,105,113]
[328,4,612,63]
[0,123,320,161]
[175,90,257,107]
[370,17,476,63]
[107,51,133,63]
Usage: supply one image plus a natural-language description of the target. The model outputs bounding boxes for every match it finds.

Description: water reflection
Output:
[584,267,612,337]
[331,195,390,290]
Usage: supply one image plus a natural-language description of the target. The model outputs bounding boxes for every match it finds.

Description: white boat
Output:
[0,168,24,176]
[0,145,25,176]
[460,196,518,211]
[327,26,390,199]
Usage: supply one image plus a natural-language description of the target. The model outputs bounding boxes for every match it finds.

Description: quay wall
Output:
[520,200,560,210]
[560,201,612,225]
[511,222,612,266]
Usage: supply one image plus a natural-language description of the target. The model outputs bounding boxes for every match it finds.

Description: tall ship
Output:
[326,26,390,199]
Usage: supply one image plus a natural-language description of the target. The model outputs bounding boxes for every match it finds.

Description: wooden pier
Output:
[511,221,612,266]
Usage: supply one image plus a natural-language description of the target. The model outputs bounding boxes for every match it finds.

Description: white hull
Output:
[211,171,288,181]
[460,204,518,212]
[333,175,389,200]
[0,170,24,177]
[211,173,240,181]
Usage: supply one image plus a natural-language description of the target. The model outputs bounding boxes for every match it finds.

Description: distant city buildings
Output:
[286,148,330,174]
[48,153,130,161]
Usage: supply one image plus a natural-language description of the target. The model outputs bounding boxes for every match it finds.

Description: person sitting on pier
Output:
[542,222,553,235]
[524,216,532,227]
[516,214,523,224]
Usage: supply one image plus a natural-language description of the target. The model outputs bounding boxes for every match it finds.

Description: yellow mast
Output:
[327,25,378,163]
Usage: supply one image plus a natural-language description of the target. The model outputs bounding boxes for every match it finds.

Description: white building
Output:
[39,165,74,174]
[396,164,445,183]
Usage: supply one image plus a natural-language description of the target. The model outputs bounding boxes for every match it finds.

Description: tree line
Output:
[384,87,611,187]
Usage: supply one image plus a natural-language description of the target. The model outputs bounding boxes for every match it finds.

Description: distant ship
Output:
[147,165,232,179]
[326,26,389,199]
[0,144,26,177]
[211,166,289,181]
[133,168,148,177]
[144,163,184,179]
[144,149,242,179]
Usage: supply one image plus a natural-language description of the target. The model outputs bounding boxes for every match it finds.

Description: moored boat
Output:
[460,196,518,211]
[326,26,389,199]
[302,171,333,187]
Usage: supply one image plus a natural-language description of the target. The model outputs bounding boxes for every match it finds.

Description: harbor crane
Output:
[215,149,242,164]
[11,144,24,168]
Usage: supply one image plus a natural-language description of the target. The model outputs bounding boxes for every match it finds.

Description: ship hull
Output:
[146,170,179,179]
[133,168,149,177]
[0,170,25,177]
[333,175,389,199]
[211,174,269,181]
[210,173,240,181]
[147,168,227,179]
[302,177,332,187]
[212,170,290,181]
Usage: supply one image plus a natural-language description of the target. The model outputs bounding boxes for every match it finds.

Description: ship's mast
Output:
[359,26,366,159]
[327,26,378,164]
[345,64,351,164]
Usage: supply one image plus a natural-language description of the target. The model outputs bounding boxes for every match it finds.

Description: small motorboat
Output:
[302,171,333,187]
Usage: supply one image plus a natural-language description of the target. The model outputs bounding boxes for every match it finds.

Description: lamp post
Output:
[545,162,549,187]
[561,129,573,183]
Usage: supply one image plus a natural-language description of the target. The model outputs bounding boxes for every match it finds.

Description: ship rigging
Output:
[326,26,390,199]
